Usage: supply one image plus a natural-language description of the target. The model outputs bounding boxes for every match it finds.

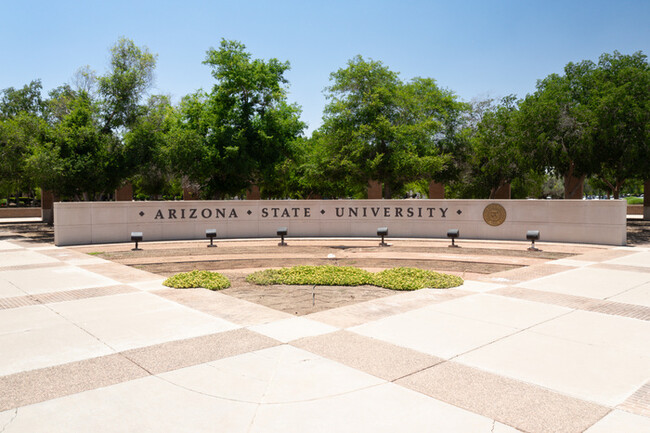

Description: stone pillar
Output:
[246,185,261,200]
[564,173,585,199]
[493,183,511,199]
[367,180,382,199]
[643,179,650,221]
[183,188,198,200]
[115,183,133,201]
[41,189,55,225]
[428,182,445,199]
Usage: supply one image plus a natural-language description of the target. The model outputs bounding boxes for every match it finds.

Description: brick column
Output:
[643,179,650,221]
[246,185,261,200]
[493,183,511,199]
[115,183,133,201]
[428,182,445,199]
[41,189,55,225]
[367,180,382,199]
[183,188,198,200]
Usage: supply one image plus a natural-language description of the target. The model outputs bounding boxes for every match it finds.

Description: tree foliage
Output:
[170,39,305,198]
[316,56,466,198]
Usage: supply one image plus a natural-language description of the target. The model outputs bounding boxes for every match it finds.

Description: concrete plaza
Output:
[1,234,649,432]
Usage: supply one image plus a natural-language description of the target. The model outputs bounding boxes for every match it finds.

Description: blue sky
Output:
[1,0,648,133]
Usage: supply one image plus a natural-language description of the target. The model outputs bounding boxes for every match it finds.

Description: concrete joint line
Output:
[0,408,17,433]
[603,279,650,301]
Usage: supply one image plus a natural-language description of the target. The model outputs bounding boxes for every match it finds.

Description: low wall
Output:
[627,205,643,215]
[0,208,41,218]
[53,199,627,246]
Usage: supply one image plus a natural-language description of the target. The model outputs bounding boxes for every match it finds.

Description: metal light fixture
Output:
[447,229,460,248]
[377,227,389,247]
[206,229,217,248]
[277,227,288,246]
[526,230,541,251]
[131,232,143,251]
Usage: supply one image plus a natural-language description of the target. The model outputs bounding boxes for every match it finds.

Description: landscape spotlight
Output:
[131,232,143,251]
[447,229,460,248]
[206,229,217,248]
[526,230,541,251]
[377,227,389,247]
[277,227,288,246]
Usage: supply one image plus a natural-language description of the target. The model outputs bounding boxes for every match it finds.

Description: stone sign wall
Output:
[53,199,627,246]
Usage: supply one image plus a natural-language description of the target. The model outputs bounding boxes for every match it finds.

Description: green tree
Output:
[124,95,179,199]
[589,51,649,198]
[27,38,158,200]
[466,96,529,198]
[317,56,463,198]
[0,81,47,201]
[170,39,305,198]
[518,51,649,199]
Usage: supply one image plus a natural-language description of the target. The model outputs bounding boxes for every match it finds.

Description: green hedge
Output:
[163,270,231,290]
[246,265,463,291]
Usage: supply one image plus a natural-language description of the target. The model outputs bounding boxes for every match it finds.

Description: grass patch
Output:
[163,270,231,290]
[87,252,103,256]
[246,265,463,291]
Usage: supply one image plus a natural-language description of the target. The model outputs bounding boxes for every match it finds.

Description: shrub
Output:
[373,267,464,290]
[626,197,643,204]
[246,265,374,286]
[163,270,231,290]
[246,265,463,291]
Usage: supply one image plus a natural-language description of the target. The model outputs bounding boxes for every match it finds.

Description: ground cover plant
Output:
[163,270,231,290]
[246,265,463,290]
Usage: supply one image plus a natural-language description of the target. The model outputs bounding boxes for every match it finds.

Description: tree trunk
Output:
[564,163,585,199]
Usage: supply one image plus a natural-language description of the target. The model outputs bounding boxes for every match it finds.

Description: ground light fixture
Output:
[377,227,389,247]
[131,232,143,251]
[277,227,288,246]
[527,230,541,251]
[447,229,460,248]
[206,229,217,247]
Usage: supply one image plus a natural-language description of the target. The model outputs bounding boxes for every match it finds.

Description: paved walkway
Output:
[1,237,649,432]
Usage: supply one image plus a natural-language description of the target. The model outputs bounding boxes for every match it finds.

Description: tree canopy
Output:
[170,39,305,198]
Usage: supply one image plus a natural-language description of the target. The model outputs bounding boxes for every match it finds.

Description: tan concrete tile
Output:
[247,316,338,342]
[529,310,650,358]
[79,262,162,283]
[250,382,497,432]
[122,328,280,374]
[155,288,293,326]
[0,354,148,411]
[0,375,258,433]
[396,361,610,433]
[604,251,650,268]
[456,330,650,406]
[307,288,469,328]
[519,267,650,300]
[0,250,59,268]
[584,409,650,432]
[572,249,637,262]
[482,263,574,284]
[48,292,239,351]
[0,305,113,376]
[427,293,571,329]
[292,330,443,381]
[609,283,650,308]
[0,278,25,298]
[619,381,650,417]
[161,345,385,404]
[351,305,519,358]
[0,266,118,295]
